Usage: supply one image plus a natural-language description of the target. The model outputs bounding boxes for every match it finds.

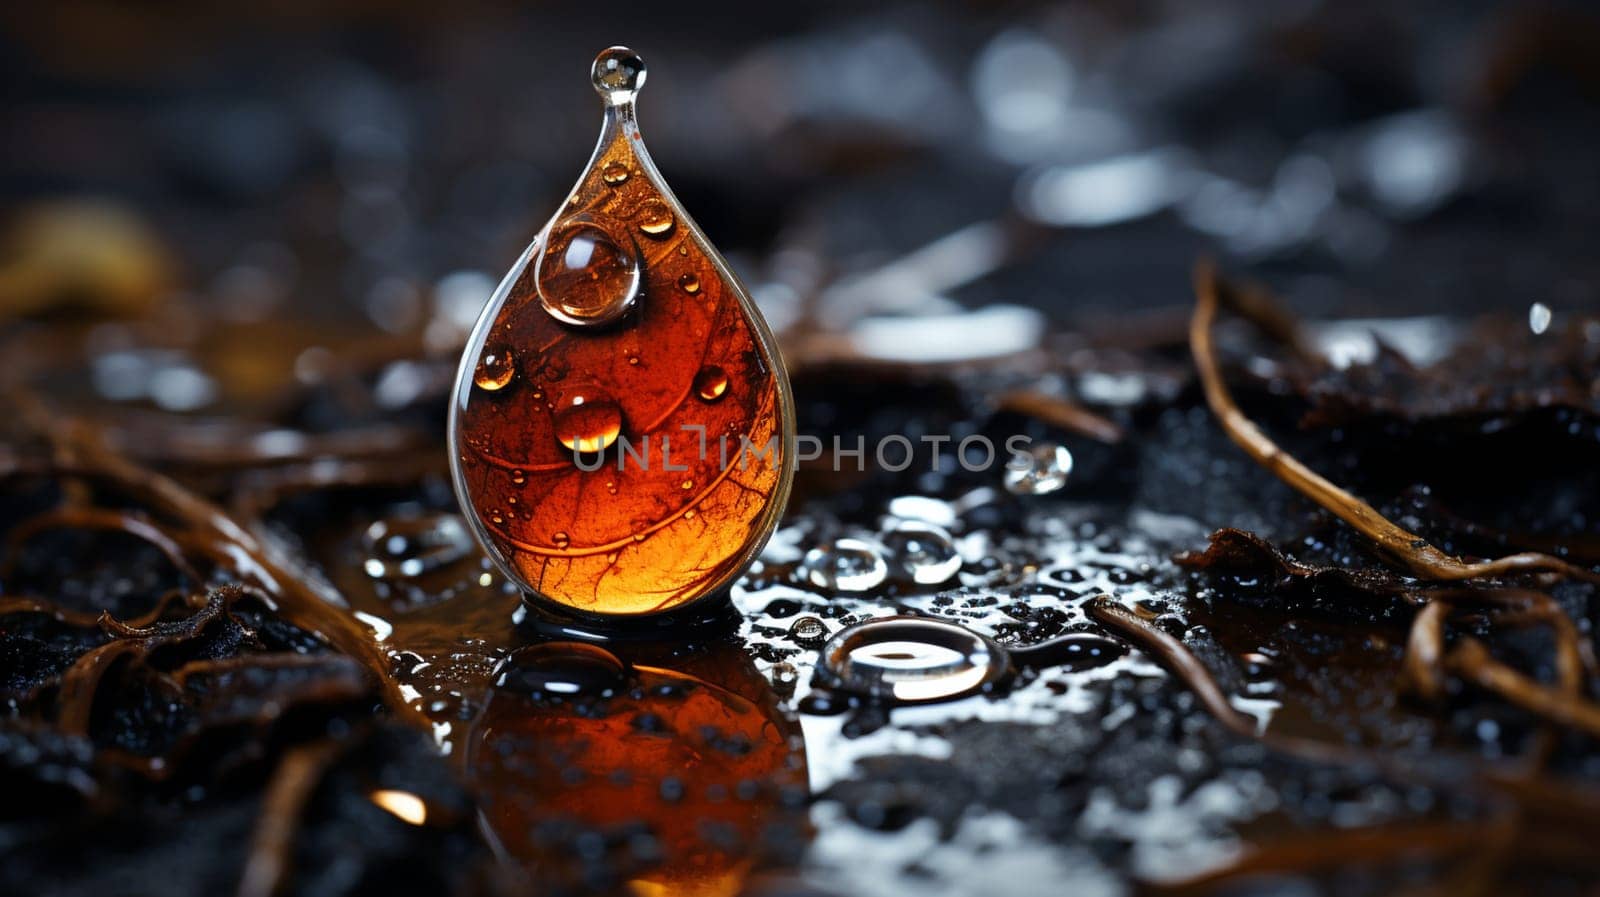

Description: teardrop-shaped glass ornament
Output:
[450,47,795,618]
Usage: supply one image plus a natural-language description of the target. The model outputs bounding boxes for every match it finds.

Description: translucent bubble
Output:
[637,199,675,237]
[553,394,623,454]
[789,615,829,646]
[591,47,647,102]
[536,217,640,326]
[881,522,962,585]
[819,616,1007,704]
[803,538,888,592]
[1003,442,1073,495]
[474,345,516,390]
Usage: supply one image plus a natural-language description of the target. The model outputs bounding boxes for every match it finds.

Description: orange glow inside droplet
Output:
[452,52,790,615]
[553,399,622,454]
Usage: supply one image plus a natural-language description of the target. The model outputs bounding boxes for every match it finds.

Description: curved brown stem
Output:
[1401,599,1452,702]
[7,389,428,728]
[993,389,1126,444]
[1449,639,1600,738]
[1190,260,1599,585]
[1,506,204,587]
[236,739,346,897]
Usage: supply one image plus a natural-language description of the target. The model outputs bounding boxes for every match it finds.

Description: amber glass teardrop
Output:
[450,47,795,617]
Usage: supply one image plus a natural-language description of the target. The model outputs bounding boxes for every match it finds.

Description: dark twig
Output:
[1190,260,1599,584]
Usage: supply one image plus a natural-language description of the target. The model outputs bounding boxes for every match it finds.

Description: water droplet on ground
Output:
[362,513,474,579]
[1004,442,1074,495]
[881,522,962,585]
[818,616,1007,705]
[885,494,959,528]
[789,615,829,647]
[803,538,888,592]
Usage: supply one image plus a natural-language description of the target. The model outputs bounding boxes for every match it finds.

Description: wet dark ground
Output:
[5,2,1600,896]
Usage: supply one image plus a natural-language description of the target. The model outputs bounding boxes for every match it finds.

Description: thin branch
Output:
[1190,260,1599,584]
[236,739,345,897]
[1086,594,1600,804]
[993,389,1126,443]
[1449,639,1600,738]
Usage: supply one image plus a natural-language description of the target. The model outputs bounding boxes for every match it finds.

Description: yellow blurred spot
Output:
[627,864,749,897]
[369,789,428,825]
[0,200,173,318]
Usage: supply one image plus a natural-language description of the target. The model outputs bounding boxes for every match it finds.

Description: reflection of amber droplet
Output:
[474,346,516,390]
[693,365,729,402]
[450,46,794,617]
[470,643,806,897]
[553,397,623,454]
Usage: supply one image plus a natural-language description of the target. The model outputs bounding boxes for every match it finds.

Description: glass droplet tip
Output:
[592,46,646,103]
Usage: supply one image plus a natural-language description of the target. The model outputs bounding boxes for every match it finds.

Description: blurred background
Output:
[6,5,1600,895]
[5,0,1600,396]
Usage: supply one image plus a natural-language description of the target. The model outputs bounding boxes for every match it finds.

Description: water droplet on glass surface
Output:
[591,46,647,101]
[693,364,728,402]
[474,346,516,391]
[803,538,888,592]
[362,513,474,579]
[1003,442,1074,495]
[880,522,961,585]
[601,161,630,185]
[637,199,675,237]
[819,616,1008,705]
[536,218,640,326]
[553,394,623,454]
[677,272,700,294]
